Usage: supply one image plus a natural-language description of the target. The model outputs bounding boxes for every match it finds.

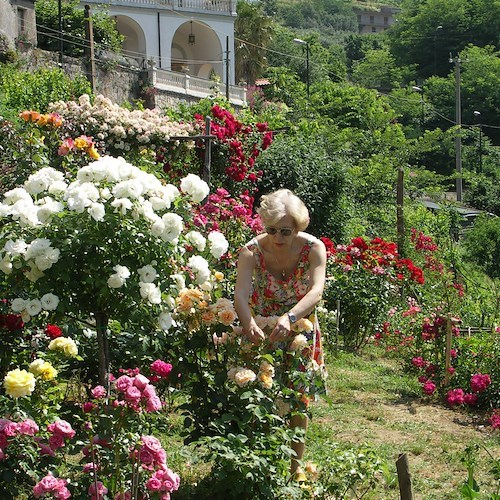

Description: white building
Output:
[83,0,245,104]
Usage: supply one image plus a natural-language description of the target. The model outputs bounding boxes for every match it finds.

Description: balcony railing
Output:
[84,0,235,14]
[153,68,246,106]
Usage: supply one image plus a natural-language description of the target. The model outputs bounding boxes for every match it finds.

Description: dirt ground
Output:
[314,389,499,499]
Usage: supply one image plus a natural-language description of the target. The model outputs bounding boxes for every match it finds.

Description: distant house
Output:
[353,4,399,34]
[0,0,37,49]
[82,0,245,104]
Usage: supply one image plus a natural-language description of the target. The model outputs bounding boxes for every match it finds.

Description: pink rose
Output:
[446,388,465,407]
[142,384,157,399]
[150,360,173,378]
[139,448,155,465]
[124,386,142,403]
[422,381,436,395]
[3,422,20,437]
[48,420,75,439]
[49,433,65,450]
[88,481,108,498]
[146,396,162,412]
[115,375,133,392]
[91,385,107,399]
[146,477,162,491]
[19,419,39,436]
[83,402,95,413]
[470,373,491,393]
[464,393,479,406]
[133,374,150,390]
[141,435,162,453]
[160,468,180,492]
[40,474,59,490]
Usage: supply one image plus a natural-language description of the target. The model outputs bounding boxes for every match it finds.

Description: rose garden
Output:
[0,87,498,499]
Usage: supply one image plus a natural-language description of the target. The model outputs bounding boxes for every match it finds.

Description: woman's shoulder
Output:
[298,232,324,249]
[241,235,264,254]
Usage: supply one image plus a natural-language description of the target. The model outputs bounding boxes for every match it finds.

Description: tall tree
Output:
[387,0,500,79]
[234,1,274,85]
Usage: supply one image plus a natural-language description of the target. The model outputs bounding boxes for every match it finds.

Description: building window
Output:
[384,16,389,25]
[357,14,361,23]
[18,8,26,33]
[370,15,375,24]
[371,26,377,33]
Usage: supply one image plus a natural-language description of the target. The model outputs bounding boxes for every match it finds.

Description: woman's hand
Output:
[243,322,266,344]
[269,315,292,343]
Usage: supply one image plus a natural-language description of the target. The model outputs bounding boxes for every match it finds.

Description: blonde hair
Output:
[257,189,310,231]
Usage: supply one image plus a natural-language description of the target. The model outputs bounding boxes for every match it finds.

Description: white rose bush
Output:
[0,152,233,497]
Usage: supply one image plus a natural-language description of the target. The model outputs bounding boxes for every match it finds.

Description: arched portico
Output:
[114,16,146,65]
[171,21,223,80]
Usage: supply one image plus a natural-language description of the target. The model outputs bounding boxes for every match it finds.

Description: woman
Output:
[234,189,327,480]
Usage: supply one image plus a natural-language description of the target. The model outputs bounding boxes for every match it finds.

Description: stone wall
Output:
[16,47,147,106]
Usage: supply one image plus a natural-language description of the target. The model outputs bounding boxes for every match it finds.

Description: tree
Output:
[462,215,500,279]
[234,0,274,85]
[35,0,123,57]
[387,0,500,79]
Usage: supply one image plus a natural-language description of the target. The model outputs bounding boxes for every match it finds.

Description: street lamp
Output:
[293,38,309,99]
[450,53,462,202]
[433,25,442,75]
[473,110,482,174]
[412,85,424,133]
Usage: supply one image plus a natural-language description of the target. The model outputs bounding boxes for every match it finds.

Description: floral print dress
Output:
[245,237,325,373]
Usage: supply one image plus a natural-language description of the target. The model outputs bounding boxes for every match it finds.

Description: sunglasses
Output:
[265,226,294,237]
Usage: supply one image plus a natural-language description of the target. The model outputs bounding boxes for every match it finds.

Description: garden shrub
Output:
[255,132,348,240]
[0,64,91,120]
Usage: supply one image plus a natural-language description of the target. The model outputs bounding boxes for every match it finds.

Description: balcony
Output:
[83,0,236,15]
[152,67,246,106]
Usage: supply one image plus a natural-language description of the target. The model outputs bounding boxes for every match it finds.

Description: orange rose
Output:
[218,309,236,326]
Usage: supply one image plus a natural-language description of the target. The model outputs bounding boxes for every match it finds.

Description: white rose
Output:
[208,231,229,259]
[113,265,131,279]
[25,238,52,260]
[161,213,183,242]
[158,311,173,331]
[139,282,162,304]
[25,299,42,316]
[138,265,157,283]
[163,295,176,310]
[88,202,106,221]
[3,239,28,256]
[107,274,125,289]
[187,255,210,284]
[0,255,12,274]
[111,198,133,215]
[151,219,166,238]
[186,231,207,252]
[11,298,27,313]
[41,293,59,311]
[180,174,209,203]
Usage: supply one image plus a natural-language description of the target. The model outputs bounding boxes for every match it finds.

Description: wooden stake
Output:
[396,453,414,500]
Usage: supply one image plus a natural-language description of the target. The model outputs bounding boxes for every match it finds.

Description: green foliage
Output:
[35,0,124,57]
[312,444,385,499]
[387,0,500,79]
[462,215,500,279]
[255,132,348,239]
[275,0,358,33]
[459,444,500,499]
[0,64,91,120]
[235,0,275,85]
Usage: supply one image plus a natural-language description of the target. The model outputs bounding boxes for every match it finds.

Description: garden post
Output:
[397,167,405,257]
[443,318,452,386]
[396,453,414,500]
[95,312,110,390]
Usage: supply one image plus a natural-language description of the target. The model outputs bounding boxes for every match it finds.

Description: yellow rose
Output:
[218,309,236,326]
[293,318,314,333]
[258,372,273,389]
[259,361,275,377]
[30,359,58,381]
[88,146,100,160]
[289,334,308,352]
[234,368,256,387]
[214,271,224,281]
[48,337,78,357]
[3,369,36,398]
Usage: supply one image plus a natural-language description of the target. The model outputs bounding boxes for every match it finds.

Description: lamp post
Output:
[433,25,442,75]
[293,38,309,99]
[473,110,482,174]
[412,85,424,133]
[450,53,462,202]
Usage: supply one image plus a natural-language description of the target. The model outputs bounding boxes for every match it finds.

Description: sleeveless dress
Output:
[245,237,325,383]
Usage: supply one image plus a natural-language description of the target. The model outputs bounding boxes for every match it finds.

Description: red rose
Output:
[45,324,63,339]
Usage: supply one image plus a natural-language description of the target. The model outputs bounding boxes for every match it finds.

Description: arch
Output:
[114,15,146,65]
[171,21,223,79]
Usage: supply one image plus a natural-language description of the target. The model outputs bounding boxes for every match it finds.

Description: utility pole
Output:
[58,0,63,66]
[450,53,462,202]
[473,111,483,174]
[84,5,97,93]
[225,36,230,101]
